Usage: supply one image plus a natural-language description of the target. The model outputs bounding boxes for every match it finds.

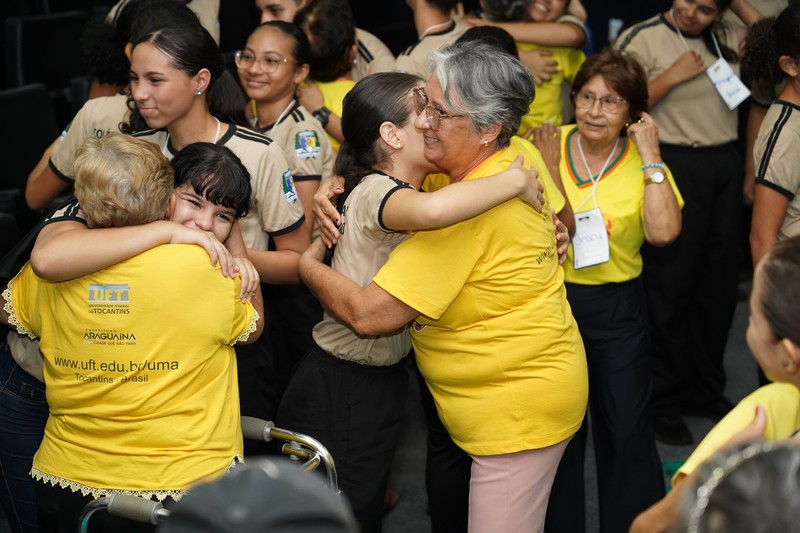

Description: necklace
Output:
[162,117,221,156]
[419,19,452,39]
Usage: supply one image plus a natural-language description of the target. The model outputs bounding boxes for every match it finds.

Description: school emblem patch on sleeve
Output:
[282,169,298,203]
[295,130,321,159]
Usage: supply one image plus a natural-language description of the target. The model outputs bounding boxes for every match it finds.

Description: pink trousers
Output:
[468,437,571,533]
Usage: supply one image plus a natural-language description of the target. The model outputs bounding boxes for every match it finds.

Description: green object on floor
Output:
[662,459,687,492]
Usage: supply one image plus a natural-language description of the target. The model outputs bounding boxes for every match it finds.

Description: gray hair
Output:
[678,441,800,533]
[428,40,534,148]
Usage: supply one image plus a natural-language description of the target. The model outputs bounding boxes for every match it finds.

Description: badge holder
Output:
[572,207,610,270]
[672,11,750,110]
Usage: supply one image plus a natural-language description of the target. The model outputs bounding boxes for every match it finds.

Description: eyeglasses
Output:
[573,90,627,114]
[412,87,465,132]
[234,50,290,73]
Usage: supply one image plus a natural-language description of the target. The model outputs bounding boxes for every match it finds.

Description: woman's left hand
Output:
[553,209,570,264]
[529,122,561,170]
[296,82,324,113]
[313,176,345,248]
[233,256,259,303]
[626,112,661,163]
[507,154,544,213]
[519,49,557,85]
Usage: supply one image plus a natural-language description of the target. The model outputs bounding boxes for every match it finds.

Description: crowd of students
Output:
[1,0,799,532]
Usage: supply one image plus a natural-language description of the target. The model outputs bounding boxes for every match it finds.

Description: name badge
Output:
[572,207,610,270]
[706,58,750,110]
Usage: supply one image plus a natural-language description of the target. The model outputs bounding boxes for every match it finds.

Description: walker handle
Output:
[241,416,276,442]
[107,494,168,525]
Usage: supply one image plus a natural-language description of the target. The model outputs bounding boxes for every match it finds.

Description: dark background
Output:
[3,0,673,91]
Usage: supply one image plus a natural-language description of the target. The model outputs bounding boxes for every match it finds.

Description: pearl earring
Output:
[196,89,203,96]
[395,143,401,149]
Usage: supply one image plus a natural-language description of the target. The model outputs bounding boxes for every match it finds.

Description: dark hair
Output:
[573,48,648,135]
[743,3,800,84]
[703,0,739,63]
[122,21,243,133]
[171,143,252,218]
[335,72,423,204]
[759,235,800,346]
[294,0,355,82]
[425,0,463,15]
[82,0,199,88]
[456,26,519,58]
[253,20,312,66]
[480,0,529,22]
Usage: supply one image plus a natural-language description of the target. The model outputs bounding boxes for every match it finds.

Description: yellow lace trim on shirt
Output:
[2,276,37,341]
[30,456,242,502]
[231,309,260,346]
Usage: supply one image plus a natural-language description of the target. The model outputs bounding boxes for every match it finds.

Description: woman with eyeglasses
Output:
[276,68,551,533]
[237,21,333,238]
[531,48,683,533]
[235,21,333,409]
[298,40,585,532]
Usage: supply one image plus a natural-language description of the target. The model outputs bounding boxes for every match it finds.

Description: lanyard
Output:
[574,134,619,212]
[670,8,724,58]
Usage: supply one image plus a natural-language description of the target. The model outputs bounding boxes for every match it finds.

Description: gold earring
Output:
[482,140,489,147]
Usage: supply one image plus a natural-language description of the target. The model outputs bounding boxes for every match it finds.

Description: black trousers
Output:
[276,344,408,533]
[546,279,665,533]
[236,284,278,457]
[644,143,742,415]
[263,282,323,400]
[414,361,470,533]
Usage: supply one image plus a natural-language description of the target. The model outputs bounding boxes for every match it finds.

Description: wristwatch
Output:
[644,171,666,186]
[312,106,331,128]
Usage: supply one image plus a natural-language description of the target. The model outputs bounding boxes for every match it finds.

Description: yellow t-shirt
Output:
[4,245,258,500]
[317,79,356,152]
[374,144,588,456]
[518,43,585,133]
[674,382,800,485]
[558,125,684,284]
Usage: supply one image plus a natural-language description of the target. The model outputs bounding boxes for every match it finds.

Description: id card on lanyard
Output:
[571,135,617,270]
[573,207,610,269]
[706,58,750,110]
[672,9,750,110]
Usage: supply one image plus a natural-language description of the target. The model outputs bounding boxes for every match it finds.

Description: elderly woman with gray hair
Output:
[300,40,588,532]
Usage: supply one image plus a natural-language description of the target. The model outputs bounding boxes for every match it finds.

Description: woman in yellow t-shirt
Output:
[631,235,800,533]
[278,70,545,533]
[532,49,683,532]
[300,41,586,532]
